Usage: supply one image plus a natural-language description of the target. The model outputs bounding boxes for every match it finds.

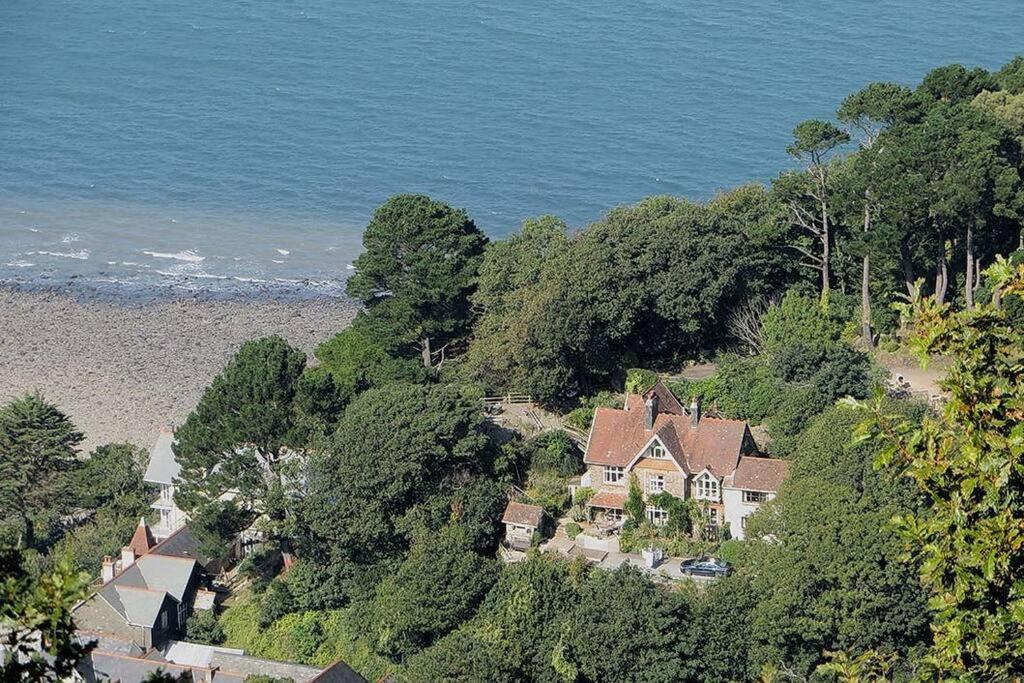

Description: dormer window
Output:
[648,443,667,459]
[693,472,719,502]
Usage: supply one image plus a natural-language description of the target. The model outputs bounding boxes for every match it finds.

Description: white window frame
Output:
[741,515,749,530]
[743,490,769,504]
[646,474,665,494]
[605,508,624,522]
[693,472,719,502]
[648,443,667,459]
[603,466,625,484]
[645,506,669,525]
[706,507,719,525]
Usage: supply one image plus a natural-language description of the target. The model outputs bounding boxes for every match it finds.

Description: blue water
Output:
[1,1,1022,297]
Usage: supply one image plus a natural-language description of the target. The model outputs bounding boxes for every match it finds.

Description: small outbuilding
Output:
[501,501,545,550]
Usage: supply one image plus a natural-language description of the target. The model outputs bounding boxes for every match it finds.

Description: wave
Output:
[142,249,205,263]
[5,260,35,268]
[276,248,290,256]
[61,233,81,243]
[34,249,90,260]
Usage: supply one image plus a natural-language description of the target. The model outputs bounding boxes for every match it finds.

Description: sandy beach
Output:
[0,289,358,453]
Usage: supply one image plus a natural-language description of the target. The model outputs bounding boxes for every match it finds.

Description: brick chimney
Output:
[690,396,702,427]
[121,545,136,569]
[644,394,658,430]
[101,556,115,584]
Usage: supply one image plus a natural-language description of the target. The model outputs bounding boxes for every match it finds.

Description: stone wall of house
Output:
[632,462,687,499]
[585,464,627,492]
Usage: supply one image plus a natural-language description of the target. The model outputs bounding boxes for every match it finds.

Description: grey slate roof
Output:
[144,430,180,485]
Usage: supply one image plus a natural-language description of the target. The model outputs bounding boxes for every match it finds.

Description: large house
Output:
[581,381,789,540]
[74,519,213,651]
[72,519,365,682]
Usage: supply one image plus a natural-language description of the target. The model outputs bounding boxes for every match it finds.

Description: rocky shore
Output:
[0,289,358,453]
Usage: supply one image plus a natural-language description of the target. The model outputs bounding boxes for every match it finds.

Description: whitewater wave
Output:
[276,248,290,256]
[5,260,35,268]
[142,249,205,263]
[34,249,90,260]
[61,233,81,243]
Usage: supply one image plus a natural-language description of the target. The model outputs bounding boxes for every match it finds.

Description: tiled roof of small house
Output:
[501,501,544,528]
[727,456,790,493]
[584,393,751,477]
[588,490,627,509]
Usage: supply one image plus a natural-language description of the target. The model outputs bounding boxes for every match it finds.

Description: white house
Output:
[144,426,188,540]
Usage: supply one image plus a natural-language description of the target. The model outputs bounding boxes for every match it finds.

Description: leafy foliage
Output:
[0,548,92,681]
[0,392,83,550]
[859,264,1024,679]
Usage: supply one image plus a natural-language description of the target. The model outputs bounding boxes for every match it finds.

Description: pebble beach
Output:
[0,289,358,453]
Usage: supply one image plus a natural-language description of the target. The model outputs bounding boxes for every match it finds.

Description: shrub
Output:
[238,548,284,594]
[259,579,296,628]
[624,368,659,394]
[565,522,582,540]
[528,431,584,477]
[525,470,570,516]
[564,391,619,431]
[185,608,224,645]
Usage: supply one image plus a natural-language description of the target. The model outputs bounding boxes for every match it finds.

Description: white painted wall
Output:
[722,487,776,540]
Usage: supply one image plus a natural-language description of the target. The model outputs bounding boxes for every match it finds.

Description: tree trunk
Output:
[420,336,432,368]
[965,225,975,310]
[861,204,873,349]
[935,255,948,305]
[900,244,916,296]
[821,198,831,303]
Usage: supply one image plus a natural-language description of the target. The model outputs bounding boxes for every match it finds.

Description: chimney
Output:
[690,396,702,427]
[644,394,658,430]
[101,556,115,584]
[121,545,136,569]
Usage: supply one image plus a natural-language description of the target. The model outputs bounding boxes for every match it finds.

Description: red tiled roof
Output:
[502,501,544,528]
[127,518,155,557]
[588,490,627,509]
[730,456,789,492]
[584,394,751,478]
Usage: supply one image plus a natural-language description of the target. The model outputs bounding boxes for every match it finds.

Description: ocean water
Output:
[1,1,1023,298]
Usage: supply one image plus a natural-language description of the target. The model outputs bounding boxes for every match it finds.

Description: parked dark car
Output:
[680,557,731,578]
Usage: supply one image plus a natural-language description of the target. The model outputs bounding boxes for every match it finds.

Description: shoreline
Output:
[0,289,358,453]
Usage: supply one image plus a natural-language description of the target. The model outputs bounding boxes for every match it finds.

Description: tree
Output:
[838,82,916,346]
[346,194,488,367]
[174,336,307,545]
[71,442,148,518]
[403,629,518,683]
[0,548,92,682]
[470,552,584,681]
[369,526,499,661]
[301,383,489,577]
[782,120,851,301]
[742,403,930,677]
[312,324,425,401]
[0,392,83,550]
[554,565,694,682]
[918,63,995,103]
[858,263,1024,679]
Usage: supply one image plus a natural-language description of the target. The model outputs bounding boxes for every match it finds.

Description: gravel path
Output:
[0,290,358,453]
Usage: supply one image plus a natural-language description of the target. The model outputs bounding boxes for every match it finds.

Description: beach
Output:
[0,289,358,453]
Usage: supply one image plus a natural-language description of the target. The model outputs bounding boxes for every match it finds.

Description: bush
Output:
[185,608,225,645]
[528,431,584,477]
[564,391,620,431]
[525,471,570,516]
[259,579,296,627]
[766,386,828,457]
[238,548,284,594]
[565,523,582,540]
[624,368,659,394]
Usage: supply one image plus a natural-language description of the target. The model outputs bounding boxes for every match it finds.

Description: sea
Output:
[2,0,1023,300]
